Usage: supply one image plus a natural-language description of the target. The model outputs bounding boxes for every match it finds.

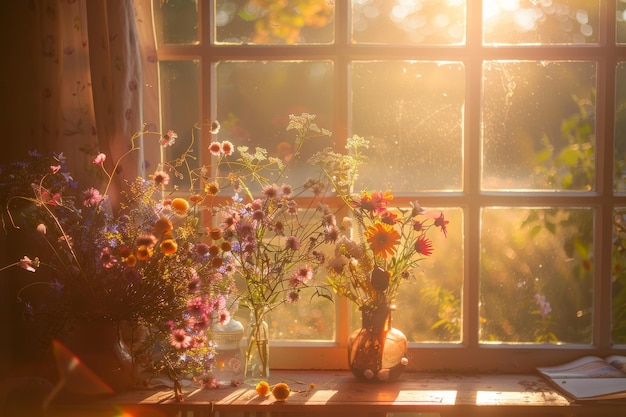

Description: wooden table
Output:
[47,371,626,417]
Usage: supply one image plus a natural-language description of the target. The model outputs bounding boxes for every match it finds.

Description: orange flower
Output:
[209,227,222,240]
[365,222,400,258]
[171,197,190,215]
[256,381,270,397]
[125,254,137,266]
[136,245,153,261]
[272,382,291,401]
[154,217,173,236]
[160,239,178,255]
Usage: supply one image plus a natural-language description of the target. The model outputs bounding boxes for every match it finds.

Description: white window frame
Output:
[154,1,626,372]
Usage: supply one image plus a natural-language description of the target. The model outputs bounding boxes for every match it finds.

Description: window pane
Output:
[215,0,334,44]
[153,0,199,45]
[615,62,626,193]
[216,61,334,185]
[613,208,626,343]
[483,0,599,45]
[482,60,596,191]
[480,207,593,344]
[159,60,200,189]
[619,0,626,44]
[351,61,464,192]
[351,0,466,45]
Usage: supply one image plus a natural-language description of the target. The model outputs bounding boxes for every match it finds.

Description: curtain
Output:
[34,0,159,197]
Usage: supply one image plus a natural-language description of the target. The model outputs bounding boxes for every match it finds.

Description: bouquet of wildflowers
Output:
[0,129,235,386]
[310,134,449,311]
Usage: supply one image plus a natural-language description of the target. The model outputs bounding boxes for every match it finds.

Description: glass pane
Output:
[159,60,200,189]
[215,0,334,45]
[153,0,199,45]
[351,61,464,192]
[351,0,466,45]
[483,0,599,45]
[619,0,626,44]
[480,207,594,344]
[613,208,626,343]
[216,61,334,187]
[482,61,596,191]
[615,62,626,192]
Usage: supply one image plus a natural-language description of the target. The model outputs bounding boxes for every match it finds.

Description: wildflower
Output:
[415,235,433,256]
[262,184,279,200]
[82,187,103,207]
[221,140,234,156]
[136,245,153,260]
[160,130,177,147]
[195,243,210,256]
[136,234,158,248]
[100,247,116,268]
[285,236,301,251]
[272,382,291,401]
[205,182,220,196]
[19,256,38,273]
[152,170,170,186]
[170,328,192,349]
[220,241,232,252]
[256,381,270,397]
[160,239,178,255]
[154,217,173,236]
[189,194,204,204]
[50,165,61,173]
[534,293,552,318]
[209,120,221,134]
[286,290,300,302]
[92,153,106,165]
[209,227,222,240]
[171,198,190,216]
[365,223,401,258]
[36,223,46,234]
[125,254,137,267]
[434,212,449,238]
[209,142,222,156]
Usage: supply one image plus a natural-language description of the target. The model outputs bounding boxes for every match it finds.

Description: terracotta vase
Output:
[348,304,408,382]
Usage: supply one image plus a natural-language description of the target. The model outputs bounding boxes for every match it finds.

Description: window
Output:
[153,0,626,372]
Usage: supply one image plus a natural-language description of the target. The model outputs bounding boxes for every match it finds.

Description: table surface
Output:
[50,371,626,416]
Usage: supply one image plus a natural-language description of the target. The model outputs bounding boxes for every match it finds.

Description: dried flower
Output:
[256,380,270,397]
[272,382,291,401]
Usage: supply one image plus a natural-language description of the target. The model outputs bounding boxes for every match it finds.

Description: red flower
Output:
[415,235,433,256]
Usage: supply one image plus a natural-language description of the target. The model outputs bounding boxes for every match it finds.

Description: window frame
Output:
[154,0,626,372]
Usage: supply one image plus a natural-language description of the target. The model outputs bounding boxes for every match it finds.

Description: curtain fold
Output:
[36,0,158,195]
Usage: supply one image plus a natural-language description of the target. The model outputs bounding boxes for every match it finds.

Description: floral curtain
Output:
[34,0,159,194]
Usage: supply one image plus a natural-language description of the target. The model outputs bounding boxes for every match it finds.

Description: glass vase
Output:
[348,304,408,382]
[244,305,270,382]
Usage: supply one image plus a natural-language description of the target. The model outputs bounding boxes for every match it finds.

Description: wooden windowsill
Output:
[48,371,626,417]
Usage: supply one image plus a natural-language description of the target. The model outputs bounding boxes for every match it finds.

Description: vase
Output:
[348,304,408,382]
[64,319,134,393]
[211,299,245,385]
[244,304,270,382]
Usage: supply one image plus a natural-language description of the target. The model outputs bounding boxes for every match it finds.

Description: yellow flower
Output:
[171,197,190,215]
[160,239,178,255]
[256,381,270,397]
[272,382,290,401]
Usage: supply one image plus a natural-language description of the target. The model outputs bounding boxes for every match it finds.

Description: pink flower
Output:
[19,256,37,273]
[50,165,61,173]
[160,130,178,147]
[92,153,106,165]
[170,328,192,349]
[83,187,103,207]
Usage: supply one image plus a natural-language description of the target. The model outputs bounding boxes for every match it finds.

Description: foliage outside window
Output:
[152,0,626,372]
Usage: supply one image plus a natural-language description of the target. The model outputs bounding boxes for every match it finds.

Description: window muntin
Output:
[153,0,626,371]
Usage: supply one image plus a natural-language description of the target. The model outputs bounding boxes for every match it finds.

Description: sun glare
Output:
[483,0,521,21]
